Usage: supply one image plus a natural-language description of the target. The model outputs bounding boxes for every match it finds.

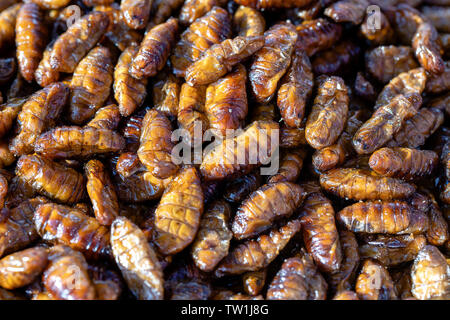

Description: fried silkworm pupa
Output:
[171,6,231,77]
[223,171,261,204]
[353,93,422,154]
[312,40,361,76]
[154,167,203,255]
[232,182,304,240]
[16,154,85,204]
[83,0,114,6]
[300,193,342,273]
[186,36,263,86]
[177,83,208,147]
[34,203,111,259]
[277,50,313,128]
[233,5,265,37]
[113,46,147,117]
[120,0,151,30]
[233,0,314,9]
[179,0,227,25]
[149,0,184,26]
[365,46,419,84]
[280,125,307,148]
[35,126,125,159]
[324,0,368,25]
[333,291,359,300]
[69,46,114,125]
[266,249,328,300]
[422,5,450,33]
[0,97,26,139]
[94,3,142,51]
[387,4,425,45]
[0,247,48,290]
[137,109,178,179]
[111,217,164,300]
[327,230,359,294]
[43,245,96,300]
[426,61,450,94]
[49,11,109,73]
[0,173,8,209]
[388,107,444,148]
[85,160,119,226]
[204,64,248,137]
[312,133,353,172]
[360,10,394,46]
[0,197,47,257]
[0,57,16,85]
[116,152,145,178]
[191,199,232,272]
[200,120,279,181]
[243,269,267,296]
[10,82,69,156]
[215,219,302,277]
[30,0,71,9]
[295,18,342,57]
[411,245,449,300]
[413,22,445,74]
[15,2,47,82]
[374,68,427,110]
[114,170,167,203]
[268,148,306,183]
[35,42,59,87]
[130,18,178,80]
[355,259,397,300]
[359,234,427,267]
[0,142,15,169]
[86,104,121,130]
[88,265,123,301]
[153,70,180,119]
[369,147,438,180]
[249,22,297,104]
[426,195,449,246]
[337,200,429,235]
[0,3,21,50]
[305,76,349,149]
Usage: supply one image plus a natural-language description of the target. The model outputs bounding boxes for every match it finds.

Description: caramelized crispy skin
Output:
[137,109,178,179]
[69,46,114,124]
[120,0,152,30]
[191,199,232,272]
[204,64,248,137]
[353,93,422,154]
[15,3,47,82]
[86,104,121,130]
[113,46,147,117]
[233,5,265,37]
[413,22,445,74]
[111,217,164,300]
[355,259,397,300]
[300,193,342,273]
[16,154,85,204]
[337,200,429,234]
[266,250,328,300]
[0,247,48,289]
[171,6,231,77]
[324,0,369,25]
[10,83,69,156]
[49,11,109,73]
[114,170,167,203]
[268,149,305,183]
[305,76,349,149]
[200,120,279,181]
[215,219,302,277]
[35,126,125,159]
[223,171,261,204]
[179,0,227,25]
[153,70,180,118]
[295,18,342,57]
[85,160,119,226]
[34,203,111,259]
[130,18,178,79]
[232,182,304,240]
[277,50,313,128]
[154,167,203,255]
[249,23,298,103]
[43,245,96,300]
[35,42,59,87]
[0,97,26,139]
[369,147,438,180]
[186,36,264,86]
